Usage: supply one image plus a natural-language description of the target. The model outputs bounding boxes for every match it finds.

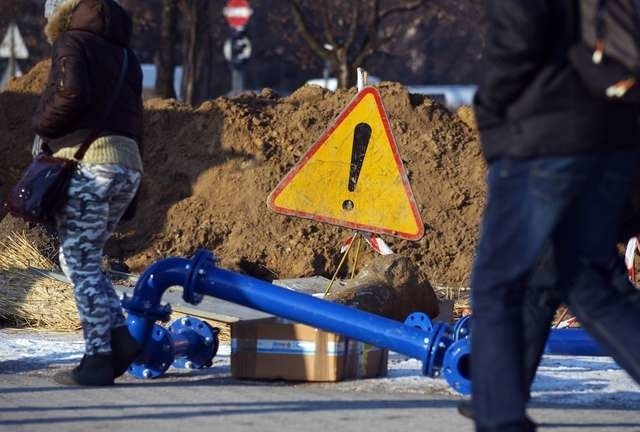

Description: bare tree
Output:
[287,0,425,89]
[178,0,228,105]
[155,0,177,99]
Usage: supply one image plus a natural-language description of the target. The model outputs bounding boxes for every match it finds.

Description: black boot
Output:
[111,326,142,378]
[458,400,536,430]
[53,354,114,386]
[457,400,474,419]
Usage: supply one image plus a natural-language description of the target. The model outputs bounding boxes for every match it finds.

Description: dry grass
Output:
[0,232,80,330]
[0,231,233,340]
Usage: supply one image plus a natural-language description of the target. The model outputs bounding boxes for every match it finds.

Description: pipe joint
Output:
[183,250,218,305]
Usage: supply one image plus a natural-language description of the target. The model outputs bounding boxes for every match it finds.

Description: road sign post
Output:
[223,0,253,96]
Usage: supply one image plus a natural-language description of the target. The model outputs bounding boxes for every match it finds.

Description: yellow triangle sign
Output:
[267,87,424,240]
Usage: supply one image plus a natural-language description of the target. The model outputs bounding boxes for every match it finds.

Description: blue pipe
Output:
[545,328,605,356]
[198,266,432,360]
[125,250,436,369]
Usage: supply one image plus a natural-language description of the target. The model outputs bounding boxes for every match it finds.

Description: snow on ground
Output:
[0,328,639,409]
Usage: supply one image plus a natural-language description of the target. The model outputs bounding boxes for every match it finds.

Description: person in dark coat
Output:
[470,1,640,431]
[35,0,144,386]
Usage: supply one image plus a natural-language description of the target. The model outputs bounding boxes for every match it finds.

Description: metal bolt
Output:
[439,342,447,349]
[181,317,191,326]
[204,337,212,345]
[424,338,430,345]
[184,361,194,369]
[185,264,191,270]
[142,369,152,379]
[198,269,205,276]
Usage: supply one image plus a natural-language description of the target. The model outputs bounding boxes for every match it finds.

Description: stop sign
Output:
[223,0,253,30]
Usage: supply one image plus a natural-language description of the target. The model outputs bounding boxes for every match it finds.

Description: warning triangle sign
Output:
[267,86,424,240]
[0,22,29,60]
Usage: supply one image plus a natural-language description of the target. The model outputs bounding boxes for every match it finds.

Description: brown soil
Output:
[0,61,485,287]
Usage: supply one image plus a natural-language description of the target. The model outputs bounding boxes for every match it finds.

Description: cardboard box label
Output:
[232,339,349,355]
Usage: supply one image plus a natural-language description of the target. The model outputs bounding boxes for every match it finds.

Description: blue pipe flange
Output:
[425,322,454,378]
[183,250,217,305]
[443,338,471,395]
[453,315,472,340]
[129,323,175,379]
[169,316,220,369]
[403,312,433,332]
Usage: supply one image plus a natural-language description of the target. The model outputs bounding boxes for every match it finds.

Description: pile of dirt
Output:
[0,61,485,287]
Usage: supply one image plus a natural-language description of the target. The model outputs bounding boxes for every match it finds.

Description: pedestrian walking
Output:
[470,1,640,430]
[33,0,145,386]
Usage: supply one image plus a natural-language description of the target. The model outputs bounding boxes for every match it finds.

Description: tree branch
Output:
[320,7,337,48]
[288,0,332,60]
[379,0,425,20]
[344,1,361,50]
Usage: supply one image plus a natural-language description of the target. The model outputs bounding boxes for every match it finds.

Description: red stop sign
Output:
[223,0,253,30]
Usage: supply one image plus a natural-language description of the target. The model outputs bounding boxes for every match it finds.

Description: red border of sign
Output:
[266,86,424,241]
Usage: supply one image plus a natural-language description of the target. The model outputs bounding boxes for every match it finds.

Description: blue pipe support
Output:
[124,250,437,375]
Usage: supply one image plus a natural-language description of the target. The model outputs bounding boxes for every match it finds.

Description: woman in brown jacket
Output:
[35,0,144,386]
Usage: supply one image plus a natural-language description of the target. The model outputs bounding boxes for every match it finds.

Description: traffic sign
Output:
[223,0,253,30]
[267,87,424,240]
[0,22,29,59]
[223,35,252,65]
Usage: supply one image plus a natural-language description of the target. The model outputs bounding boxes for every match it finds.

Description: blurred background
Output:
[0,0,485,107]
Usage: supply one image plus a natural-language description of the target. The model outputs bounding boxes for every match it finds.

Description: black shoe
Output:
[457,400,474,420]
[111,326,142,378]
[53,354,114,386]
[459,400,537,431]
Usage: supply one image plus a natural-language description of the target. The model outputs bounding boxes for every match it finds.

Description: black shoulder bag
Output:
[4,49,129,225]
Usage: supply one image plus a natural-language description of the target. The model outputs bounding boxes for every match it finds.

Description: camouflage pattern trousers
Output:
[56,164,141,355]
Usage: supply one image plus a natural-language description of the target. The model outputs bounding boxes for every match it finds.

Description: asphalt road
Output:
[1,366,638,432]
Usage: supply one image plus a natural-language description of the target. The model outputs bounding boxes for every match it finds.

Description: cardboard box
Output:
[231,317,388,382]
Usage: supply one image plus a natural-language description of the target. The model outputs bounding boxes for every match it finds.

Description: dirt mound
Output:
[0,61,485,287]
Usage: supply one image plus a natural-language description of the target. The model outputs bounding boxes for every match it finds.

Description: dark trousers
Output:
[471,151,640,432]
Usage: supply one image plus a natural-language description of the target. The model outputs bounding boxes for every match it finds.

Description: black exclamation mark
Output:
[343,122,372,211]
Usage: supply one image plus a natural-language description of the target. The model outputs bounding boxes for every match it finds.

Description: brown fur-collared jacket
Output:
[32,0,143,148]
